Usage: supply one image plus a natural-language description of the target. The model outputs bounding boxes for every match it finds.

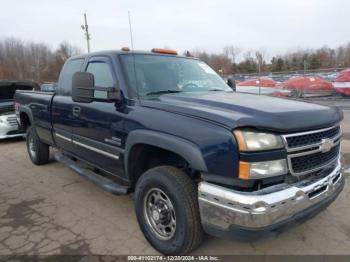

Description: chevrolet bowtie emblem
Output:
[320,138,333,153]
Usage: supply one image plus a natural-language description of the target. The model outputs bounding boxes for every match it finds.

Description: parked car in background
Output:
[283,76,334,97]
[40,82,57,92]
[318,73,338,83]
[236,78,291,96]
[0,80,38,139]
[334,68,350,96]
[269,74,292,83]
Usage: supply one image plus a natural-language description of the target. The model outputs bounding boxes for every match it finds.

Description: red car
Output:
[334,69,350,96]
[283,76,334,97]
[236,78,290,96]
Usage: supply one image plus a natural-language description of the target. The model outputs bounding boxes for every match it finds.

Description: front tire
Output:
[26,126,49,165]
[134,166,203,255]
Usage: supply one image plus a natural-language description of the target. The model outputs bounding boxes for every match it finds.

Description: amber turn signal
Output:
[233,130,247,151]
[239,161,251,180]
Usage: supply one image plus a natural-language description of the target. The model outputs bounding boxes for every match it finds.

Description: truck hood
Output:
[140,92,343,132]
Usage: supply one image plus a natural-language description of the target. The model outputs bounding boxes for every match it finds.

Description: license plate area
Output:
[308,185,328,199]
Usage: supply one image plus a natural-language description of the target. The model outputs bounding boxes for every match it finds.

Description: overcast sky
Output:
[1,0,349,60]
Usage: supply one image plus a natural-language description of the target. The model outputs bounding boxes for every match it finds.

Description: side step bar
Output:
[55,152,130,195]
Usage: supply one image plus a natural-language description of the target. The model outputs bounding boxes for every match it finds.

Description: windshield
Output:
[120,54,230,97]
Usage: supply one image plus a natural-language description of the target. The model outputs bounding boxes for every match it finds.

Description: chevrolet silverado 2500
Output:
[15,49,345,255]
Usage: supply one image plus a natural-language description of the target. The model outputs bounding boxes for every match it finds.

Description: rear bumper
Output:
[0,114,24,139]
[198,159,344,240]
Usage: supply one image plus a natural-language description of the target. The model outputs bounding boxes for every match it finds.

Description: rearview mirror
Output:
[72,72,121,103]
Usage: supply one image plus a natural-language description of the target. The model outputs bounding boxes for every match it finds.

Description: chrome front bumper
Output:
[198,159,344,239]
[0,114,24,139]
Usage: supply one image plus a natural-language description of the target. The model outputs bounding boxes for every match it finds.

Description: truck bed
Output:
[15,90,55,145]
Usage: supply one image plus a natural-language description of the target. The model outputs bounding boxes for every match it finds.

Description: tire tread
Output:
[26,126,49,165]
[135,166,204,255]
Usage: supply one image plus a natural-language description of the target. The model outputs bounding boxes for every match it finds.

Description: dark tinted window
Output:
[86,62,114,88]
[58,59,84,96]
[0,84,33,101]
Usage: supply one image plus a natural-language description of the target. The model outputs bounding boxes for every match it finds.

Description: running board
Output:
[54,152,130,195]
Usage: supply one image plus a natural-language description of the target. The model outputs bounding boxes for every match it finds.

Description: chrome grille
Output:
[283,125,341,176]
[6,116,18,126]
[285,126,340,149]
[290,144,340,173]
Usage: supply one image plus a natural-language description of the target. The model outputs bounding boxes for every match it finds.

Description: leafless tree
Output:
[223,45,241,64]
[0,38,82,83]
[56,41,82,61]
[255,49,267,73]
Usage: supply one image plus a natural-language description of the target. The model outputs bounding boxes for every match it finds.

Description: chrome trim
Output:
[282,125,339,140]
[6,116,18,126]
[285,133,341,153]
[0,133,24,139]
[287,141,340,176]
[288,138,340,158]
[282,125,341,153]
[73,140,120,160]
[280,125,342,176]
[55,133,72,142]
[54,132,120,160]
[0,114,24,139]
[198,159,343,229]
[287,154,339,176]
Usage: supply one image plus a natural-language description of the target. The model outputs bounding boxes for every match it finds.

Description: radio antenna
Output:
[128,11,135,51]
[128,11,139,99]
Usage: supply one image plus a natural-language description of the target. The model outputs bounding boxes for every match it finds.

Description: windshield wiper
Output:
[207,89,225,91]
[146,90,182,96]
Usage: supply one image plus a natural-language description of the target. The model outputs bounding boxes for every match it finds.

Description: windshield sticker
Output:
[197,62,217,75]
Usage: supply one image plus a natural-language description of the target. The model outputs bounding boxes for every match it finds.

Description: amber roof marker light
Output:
[121,47,130,51]
[151,48,178,55]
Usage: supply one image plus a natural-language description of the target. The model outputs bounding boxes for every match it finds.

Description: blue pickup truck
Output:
[15,49,344,255]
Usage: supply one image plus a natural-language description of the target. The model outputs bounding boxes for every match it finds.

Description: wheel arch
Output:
[19,106,34,131]
[124,130,207,185]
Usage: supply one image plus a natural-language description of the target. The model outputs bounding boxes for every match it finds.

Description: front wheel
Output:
[26,126,50,165]
[134,166,203,255]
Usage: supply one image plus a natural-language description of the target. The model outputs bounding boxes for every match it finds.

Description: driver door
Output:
[71,56,126,179]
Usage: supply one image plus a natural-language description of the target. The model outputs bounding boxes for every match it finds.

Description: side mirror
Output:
[72,72,121,103]
[72,72,95,103]
[227,78,236,91]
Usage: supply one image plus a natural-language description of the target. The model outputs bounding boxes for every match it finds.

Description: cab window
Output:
[86,62,114,88]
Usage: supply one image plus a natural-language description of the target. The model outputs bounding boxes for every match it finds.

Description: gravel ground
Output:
[0,97,349,256]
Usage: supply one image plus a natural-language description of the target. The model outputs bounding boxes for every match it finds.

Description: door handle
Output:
[72,106,81,117]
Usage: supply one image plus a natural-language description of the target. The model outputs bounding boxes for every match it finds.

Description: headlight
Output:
[234,130,284,151]
[239,159,288,179]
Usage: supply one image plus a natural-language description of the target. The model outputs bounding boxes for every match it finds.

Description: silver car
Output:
[0,81,37,139]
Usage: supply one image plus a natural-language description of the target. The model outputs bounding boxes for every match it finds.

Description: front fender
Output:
[124,129,208,176]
